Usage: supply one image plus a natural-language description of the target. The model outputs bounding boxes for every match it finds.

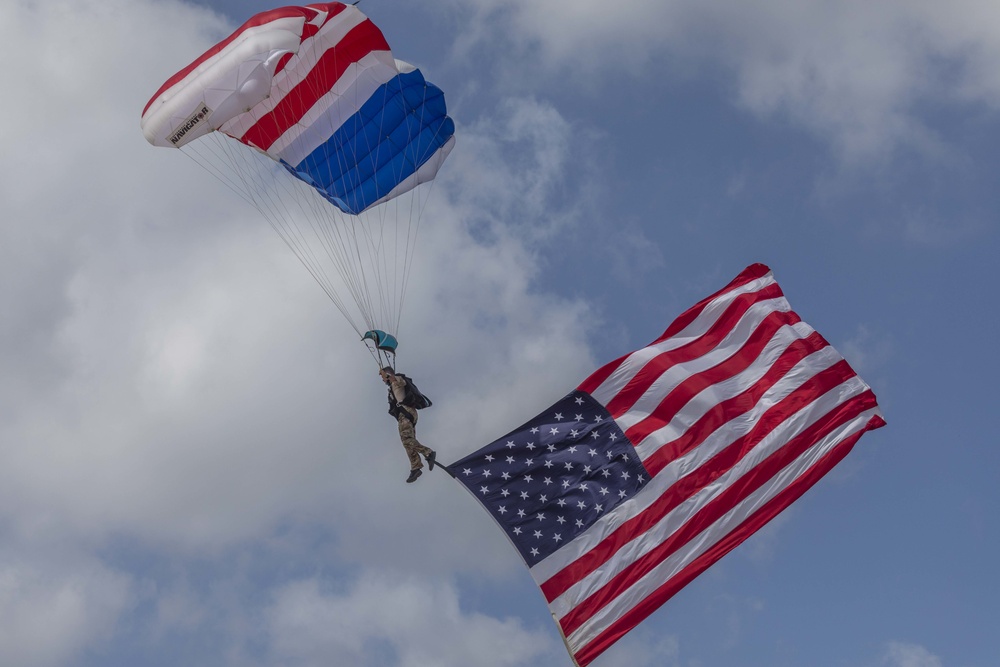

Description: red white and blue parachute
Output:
[142,3,455,361]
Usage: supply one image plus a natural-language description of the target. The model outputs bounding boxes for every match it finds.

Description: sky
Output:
[1,0,998,666]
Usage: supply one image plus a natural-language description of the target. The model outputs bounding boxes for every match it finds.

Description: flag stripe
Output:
[578,268,777,398]
[541,371,866,616]
[611,298,796,434]
[559,390,879,639]
[655,263,774,343]
[639,332,833,475]
[238,19,390,151]
[536,345,850,588]
[630,324,822,461]
[532,346,853,590]
[601,284,787,417]
[571,412,882,666]
[540,364,867,606]
[621,312,808,443]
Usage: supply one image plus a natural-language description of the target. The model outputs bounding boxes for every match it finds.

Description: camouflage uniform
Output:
[396,405,433,470]
[386,374,433,471]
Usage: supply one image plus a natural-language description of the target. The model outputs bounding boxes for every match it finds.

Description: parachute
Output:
[141,3,455,364]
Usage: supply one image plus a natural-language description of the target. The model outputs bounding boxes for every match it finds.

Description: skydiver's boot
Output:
[426,450,437,471]
[406,468,422,483]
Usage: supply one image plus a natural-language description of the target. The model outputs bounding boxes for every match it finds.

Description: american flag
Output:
[449,264,886,666]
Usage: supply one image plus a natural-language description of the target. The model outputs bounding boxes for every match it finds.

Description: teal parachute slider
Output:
[362,329,398,354]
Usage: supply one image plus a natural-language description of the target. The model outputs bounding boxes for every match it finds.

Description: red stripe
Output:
[623,311,806,445]
[571,414,882,666]
[556,389,880,639]
[577,264,773,396]
[639,331,831,475]
[142,4,348,115]
[655,263,773,343]
[238,19,390,151]
[577,351,631,395]
[541,361,860,604]
[603,283,786,418]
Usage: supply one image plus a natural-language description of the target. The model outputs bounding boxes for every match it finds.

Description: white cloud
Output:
[594,631,681,667]
[839,324,893,377]
[266,571,558,667]
[0,549,133,667]
[883,641,945,667]
[739,508,795,564]
[452,0,1000,162]
[445,96,584,242]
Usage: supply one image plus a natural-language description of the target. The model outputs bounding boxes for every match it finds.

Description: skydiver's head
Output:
[379,366,395,383]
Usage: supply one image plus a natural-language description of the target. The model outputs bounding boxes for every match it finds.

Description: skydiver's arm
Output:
[389,375,407,405]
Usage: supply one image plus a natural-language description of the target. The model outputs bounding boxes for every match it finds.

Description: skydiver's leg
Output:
[398,410,431,469]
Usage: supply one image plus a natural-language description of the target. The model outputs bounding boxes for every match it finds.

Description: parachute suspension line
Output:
[297,52,392,335]
[388,76,413,339]
[269,57,390,335]
[305,188,380,332]
[183,132,366,337]
[378,346,396,371]
[348,89,399,333]
[324,62,423,339]
[345,73,397,336]
[265,54,374,325]
[279,187,366,332]
[395,76,447,342]
[397,176,434,343]
[370,66,422,342]
[216,132,361,331]
[379,75,409,336]
[179,140,261,211]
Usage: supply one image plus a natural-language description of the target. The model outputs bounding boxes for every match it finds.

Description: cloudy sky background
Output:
[2,0,997,665]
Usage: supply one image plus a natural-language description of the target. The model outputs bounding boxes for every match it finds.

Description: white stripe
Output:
[142,17,306,146]
[143,15,305,113]
[219,7,369,142]
[612,297,794,432]
[589,272,778,405]
[541,373,869,618]
[564,406,879,651]
[630,321,821,458]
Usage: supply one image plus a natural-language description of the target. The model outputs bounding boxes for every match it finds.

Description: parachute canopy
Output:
[142,3,455,215]
[141,3,456,357]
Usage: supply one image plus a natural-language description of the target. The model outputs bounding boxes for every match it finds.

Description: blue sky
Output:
[1,1,997,666]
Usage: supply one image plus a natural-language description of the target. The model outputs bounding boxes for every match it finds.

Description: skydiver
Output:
[379,366,436,483]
